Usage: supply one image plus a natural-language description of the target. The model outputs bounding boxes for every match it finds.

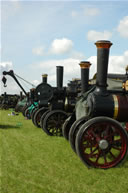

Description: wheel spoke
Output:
[88,146,99,158]
[109,150,116,159]
[104,130,118,140]
[95,150,101,164]
[103,152,107,164]
[111,139,122,147]
[111,146,121,151]
[83,142,92,149]
[89,129,101,142]
[48,119,57,125]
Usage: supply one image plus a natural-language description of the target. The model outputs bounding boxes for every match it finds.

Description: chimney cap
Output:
[42,74,48,77]
[95,40,112,49]
[56,66,63,68]
[79,61,91,69]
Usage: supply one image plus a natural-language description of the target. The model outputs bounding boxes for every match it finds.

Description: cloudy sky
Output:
[1,0,128,94]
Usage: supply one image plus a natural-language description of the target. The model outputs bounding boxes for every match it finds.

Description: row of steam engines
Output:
[67,40,128,169]
[2,66,81,136]
[2,40,128,169]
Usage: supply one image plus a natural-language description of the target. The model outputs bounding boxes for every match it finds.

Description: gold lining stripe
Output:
[113,95,119,119]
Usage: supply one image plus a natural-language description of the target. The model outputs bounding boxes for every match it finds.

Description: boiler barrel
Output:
[87,93,128,122]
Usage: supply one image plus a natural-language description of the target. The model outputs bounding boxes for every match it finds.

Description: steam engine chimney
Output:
[30,88,35,101]
[20,91,23,99]
[95,40,112,94]
[56,66,63,89]
[42,74,48,83]
[79,61,91,94]
[4,92,7,97]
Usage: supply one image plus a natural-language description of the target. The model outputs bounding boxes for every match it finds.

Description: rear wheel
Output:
[75,117,128,169]
[69,116,89,152]
[43,110,68,136]
[31,108,39,125]
[34,107,48,128]
[30,107,37,118]
[22,105,29,117]
[25,107,31,119]
[62,113,76,140]
[40,110,50,131]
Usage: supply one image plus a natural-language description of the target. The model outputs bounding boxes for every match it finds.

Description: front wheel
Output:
[75,117,128,169]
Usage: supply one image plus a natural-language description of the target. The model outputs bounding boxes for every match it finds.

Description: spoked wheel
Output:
[40,110,50,130]
[75,116,128,169]
[30,107,37,118]
[62,112,76,140]
[34,107,48,128]
[31,108,39,125]
[69,116,89,152]
[43,110,68,136]
[22,105,29,117]
[25,107,31,119]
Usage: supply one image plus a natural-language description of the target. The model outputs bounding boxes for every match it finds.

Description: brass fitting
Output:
[95,40,112,49]
[42,74,48,78]
[79,61,91,69]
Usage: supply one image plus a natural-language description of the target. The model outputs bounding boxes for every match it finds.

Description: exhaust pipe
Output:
[79,61,91,94]
[20,91,23,99]
[42,74,48,83]
[95,40,112,94]
[30,88,35,101]
[4,92,7,97]
[56,66,63,89]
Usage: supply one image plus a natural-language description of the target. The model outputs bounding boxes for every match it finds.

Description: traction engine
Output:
[69,40,128,169]
[33,66,80,136]
[2,70,37,117]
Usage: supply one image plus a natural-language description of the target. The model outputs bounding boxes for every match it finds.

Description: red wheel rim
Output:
[79,122,127,169]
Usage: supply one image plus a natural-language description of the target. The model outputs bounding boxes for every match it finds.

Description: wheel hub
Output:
[99,139,109,150]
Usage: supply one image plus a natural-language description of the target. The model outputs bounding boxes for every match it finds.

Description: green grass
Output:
[0,109,128,193]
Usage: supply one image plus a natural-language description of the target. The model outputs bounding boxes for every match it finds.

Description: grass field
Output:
[0,109,128,193]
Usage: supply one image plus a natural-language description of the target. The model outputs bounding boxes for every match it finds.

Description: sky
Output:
[1,0,128,94]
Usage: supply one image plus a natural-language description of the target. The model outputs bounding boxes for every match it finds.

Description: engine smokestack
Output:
[56,66,63,89]
[20,91,23,99]
[30,88,35,101]
[42,74,48,83]
[79,61,91,94]
[4,92,7,97]
[95,40,112,94]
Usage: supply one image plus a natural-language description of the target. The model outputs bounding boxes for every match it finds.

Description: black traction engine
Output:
[33,66,80,136]
[69,40,128,169]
